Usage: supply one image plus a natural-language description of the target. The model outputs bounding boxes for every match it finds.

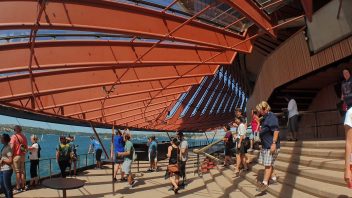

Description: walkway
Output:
[16,153,209,198]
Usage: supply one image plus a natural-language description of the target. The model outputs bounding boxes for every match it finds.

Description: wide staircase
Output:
[197,140,351,198]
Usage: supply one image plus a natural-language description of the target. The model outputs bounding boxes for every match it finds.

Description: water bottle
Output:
[349,153,352,189]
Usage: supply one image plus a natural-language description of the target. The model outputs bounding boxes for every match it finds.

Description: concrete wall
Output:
[246,30,352,116]
[298,84,344,140]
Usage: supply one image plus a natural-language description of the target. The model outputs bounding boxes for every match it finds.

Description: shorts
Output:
[344,107,352,127]
[224,147,233,156]
[258,149,280,167]
[288,115,299,132]
[115,153,124,164]
[95,149,102,162]
[13,155,25,173]
[122,159,132,175]
[236,139,247,154]
[179,161,186,178]
[148,151,157,163]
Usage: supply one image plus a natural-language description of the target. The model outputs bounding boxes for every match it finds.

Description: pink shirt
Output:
[251,114,260,133]
[10,133,28,156]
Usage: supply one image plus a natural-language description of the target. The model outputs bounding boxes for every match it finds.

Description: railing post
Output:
[197,154,200,177]
[314,112,318,138]
[49,159,52,179]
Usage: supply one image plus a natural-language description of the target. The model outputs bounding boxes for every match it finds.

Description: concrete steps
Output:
[279,147,344,159]
[251,163,351,198]
[277,152,344,171]
[192,139,350,198]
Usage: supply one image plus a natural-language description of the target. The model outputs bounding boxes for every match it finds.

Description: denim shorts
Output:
[122,159,132,175]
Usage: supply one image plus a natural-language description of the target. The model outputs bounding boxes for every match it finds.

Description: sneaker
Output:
[256,182,268,192]
[24,185,29,191]
[247,148,254,152]
[168,186,174,191]
[13,189,22,194]
[113,178,117,183]
[128,180,137,189]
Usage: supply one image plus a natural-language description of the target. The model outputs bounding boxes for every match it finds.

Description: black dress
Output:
[165,146,179,178]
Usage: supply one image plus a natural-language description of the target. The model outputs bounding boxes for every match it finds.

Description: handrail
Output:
[274,108,338,116]
[193,138,224,176]
[193,138,223,154]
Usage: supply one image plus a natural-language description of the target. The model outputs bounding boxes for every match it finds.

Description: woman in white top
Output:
[28,135,40,187]
[234,118,249,177]
[0,133,13,198]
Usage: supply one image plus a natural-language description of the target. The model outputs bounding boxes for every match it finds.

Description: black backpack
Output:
[37,144,41,159]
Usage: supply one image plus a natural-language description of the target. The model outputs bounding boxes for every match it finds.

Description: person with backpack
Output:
[67,136,78,176]
[10,125,28,193]
[117,133,137,189]
[56,136,72,178]
[28,135,40,188]
[0,133,13,198]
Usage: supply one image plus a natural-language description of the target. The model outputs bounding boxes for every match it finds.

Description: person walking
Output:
[256,101,280,192]
[250,110,261,150]
[88,136,103,169]
[118,133,137,189]
[234,118,249,177]
[148,136,157,172]
[167,138,180,194]
[284,96,299,141]
[67,136,77,176]
[56,136,72,178]
[113,129,125,182]
[341,69,352,188]
[28,135,40,188]
[223,125,234,167]
[10,125,28,193]
[177,132,188,188]
[0,134,13,198]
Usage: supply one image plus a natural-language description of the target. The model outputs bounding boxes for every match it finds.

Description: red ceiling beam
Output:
[0,40,229,74]
[0,0,252,53]
[223,0,276,37]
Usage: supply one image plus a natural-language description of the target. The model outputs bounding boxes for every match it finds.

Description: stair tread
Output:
[277,152,344,171]
[202,173,227,198]
[251,163,351,198]
[218,166,311,198]
[242,168,318,198]
[280,147,344,159]
[280,140,345,149]
[274,160,344,186]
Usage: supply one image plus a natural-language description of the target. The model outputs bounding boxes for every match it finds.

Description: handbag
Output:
[167,147,179,173]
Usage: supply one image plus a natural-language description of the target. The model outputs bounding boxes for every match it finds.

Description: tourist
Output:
[284,95,299,141]
[342,68,352,188]
[118,133,137,189]
[0,133,13,198]
[251,109,261,148]
[177,132,188,188]
[223,125,234,167]
[56,136,72,178]
[28,135,40,187]
[88,136,103,169]
[113,129,125,182]
[10,125,28,192]
[67,136,77,176]
[167,138,180,194]
[256,101,280,192]
[234,118,249,177]
[148,136,157,172]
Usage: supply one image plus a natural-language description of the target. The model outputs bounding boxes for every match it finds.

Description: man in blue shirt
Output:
[256,101,280,192]
[148,136,157,172]
[88,136,103,169]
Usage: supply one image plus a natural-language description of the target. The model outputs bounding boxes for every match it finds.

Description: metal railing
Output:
[275,108,344,139]
[23,153,96,182]
[193,139,224,176]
